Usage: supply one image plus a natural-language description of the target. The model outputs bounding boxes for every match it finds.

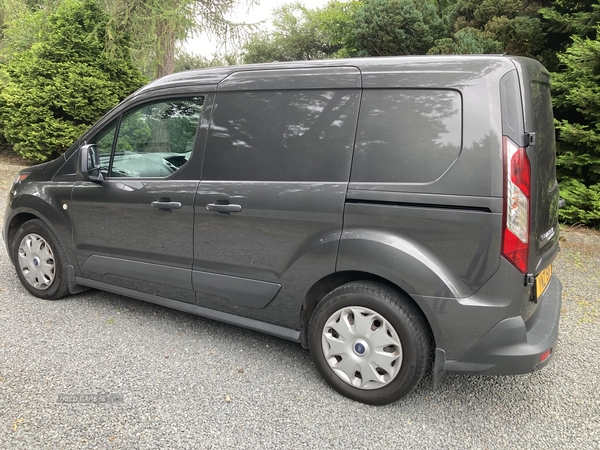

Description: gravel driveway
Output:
[1,162,599,449]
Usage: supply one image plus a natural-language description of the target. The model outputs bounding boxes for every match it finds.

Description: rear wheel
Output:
[308,281,431,405]
[12,219,69,300]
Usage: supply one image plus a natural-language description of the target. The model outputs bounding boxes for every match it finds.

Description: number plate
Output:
[535,265,552,298]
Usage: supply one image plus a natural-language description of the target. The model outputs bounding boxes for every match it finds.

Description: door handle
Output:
[151,200,182,210]
[206,203,242,214]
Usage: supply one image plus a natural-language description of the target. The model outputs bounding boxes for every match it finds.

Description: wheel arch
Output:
[5,200,75,271]
[5,212,38,263]
[299,270,437,351]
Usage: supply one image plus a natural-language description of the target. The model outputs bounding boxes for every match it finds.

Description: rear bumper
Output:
[434,275,561,381]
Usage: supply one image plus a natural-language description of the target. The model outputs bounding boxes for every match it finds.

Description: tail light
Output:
[502,136,530,273]
[540,348,552,363]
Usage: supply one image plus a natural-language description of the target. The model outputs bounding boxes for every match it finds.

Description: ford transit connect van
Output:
[3,55,562,405]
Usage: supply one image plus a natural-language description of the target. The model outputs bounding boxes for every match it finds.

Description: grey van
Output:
[3,55,562,405]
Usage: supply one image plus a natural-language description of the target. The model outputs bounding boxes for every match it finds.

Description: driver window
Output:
[90,120,117,172]
[106,97,204,178]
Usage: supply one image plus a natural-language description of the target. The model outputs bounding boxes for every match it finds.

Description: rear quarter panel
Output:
[338,57,520,355]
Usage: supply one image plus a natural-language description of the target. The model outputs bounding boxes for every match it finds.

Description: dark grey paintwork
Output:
[509,57,560,270]
[217,67,362,91]
[3,55,562,385]
[442,275,561,374]
[193,181,348,328]
[337,204,502,299]
[71,178,198,303]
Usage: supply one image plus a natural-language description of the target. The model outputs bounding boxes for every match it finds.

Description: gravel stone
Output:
[1,163,599,448]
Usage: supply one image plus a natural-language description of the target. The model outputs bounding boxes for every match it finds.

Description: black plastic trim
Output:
[192,270,281,309]
[82,255,193,290]
[345,198,492,213]
[432,348,447,389]
[499,69,526,147]
[74,277,300,342]
[66,265,89,294]
[81,256,281,309]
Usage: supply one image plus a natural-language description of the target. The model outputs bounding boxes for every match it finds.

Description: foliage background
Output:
[0,0,599,226]
[0,0,146,161]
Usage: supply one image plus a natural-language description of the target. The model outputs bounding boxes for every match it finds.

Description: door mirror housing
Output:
[77,144,104,182]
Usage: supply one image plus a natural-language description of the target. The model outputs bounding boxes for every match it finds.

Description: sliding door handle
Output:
[206,203,242,213]
[206,203,242,214]
[151,200,182,210]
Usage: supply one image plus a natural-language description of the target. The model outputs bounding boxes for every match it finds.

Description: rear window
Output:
[531,81,557,183]
[350,89,462,183]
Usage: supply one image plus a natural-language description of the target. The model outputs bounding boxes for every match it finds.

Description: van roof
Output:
[138,55,528,94]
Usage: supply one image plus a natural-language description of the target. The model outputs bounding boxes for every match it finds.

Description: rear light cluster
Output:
[502,136,531,274]
[540,348,552,363]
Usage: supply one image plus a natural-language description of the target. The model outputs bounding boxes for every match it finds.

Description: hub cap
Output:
[321,306,402,390]
[17,233,55,290]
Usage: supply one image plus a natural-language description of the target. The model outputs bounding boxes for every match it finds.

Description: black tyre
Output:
[12,219,69,300]
[308,281,431,405]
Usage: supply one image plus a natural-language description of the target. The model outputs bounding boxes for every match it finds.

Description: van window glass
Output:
[501,73,522,140]
[90,120,117,172]
[351,90,462,184]
[107,97,204,178]
[531,81,556,182]
[203,90,360,182]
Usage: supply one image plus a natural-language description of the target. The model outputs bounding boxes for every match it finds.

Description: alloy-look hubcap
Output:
[321,306,403,390]
[17,233,56,290]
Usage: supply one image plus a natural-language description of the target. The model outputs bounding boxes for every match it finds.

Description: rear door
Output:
[509,57,561,274]
[192,67,361,328]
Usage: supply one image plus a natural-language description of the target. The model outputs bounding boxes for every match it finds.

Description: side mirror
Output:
[76,144,104,182]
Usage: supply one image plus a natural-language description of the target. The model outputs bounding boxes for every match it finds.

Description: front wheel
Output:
[12,219,69,300]
[308,281,431,405]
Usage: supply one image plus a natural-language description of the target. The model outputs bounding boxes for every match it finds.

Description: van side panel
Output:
[339,57,526,359]
[337,204,502,298]
[340,62,513,294]
[353,57,516,197]
[192,68,362,329]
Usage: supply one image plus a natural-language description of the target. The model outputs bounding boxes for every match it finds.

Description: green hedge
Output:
[0,0,146,162]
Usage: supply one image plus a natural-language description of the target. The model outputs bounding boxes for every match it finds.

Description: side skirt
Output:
[73,275,302,343]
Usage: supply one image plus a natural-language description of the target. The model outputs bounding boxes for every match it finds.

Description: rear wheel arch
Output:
[300,271,435,351]
[307,280,433,404]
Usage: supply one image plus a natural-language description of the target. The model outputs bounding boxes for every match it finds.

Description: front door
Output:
[71,96,206,303]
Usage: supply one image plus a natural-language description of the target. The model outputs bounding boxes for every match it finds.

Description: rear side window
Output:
[203,90,360,182]
[530,81,557,183]
[350,89,462,184]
